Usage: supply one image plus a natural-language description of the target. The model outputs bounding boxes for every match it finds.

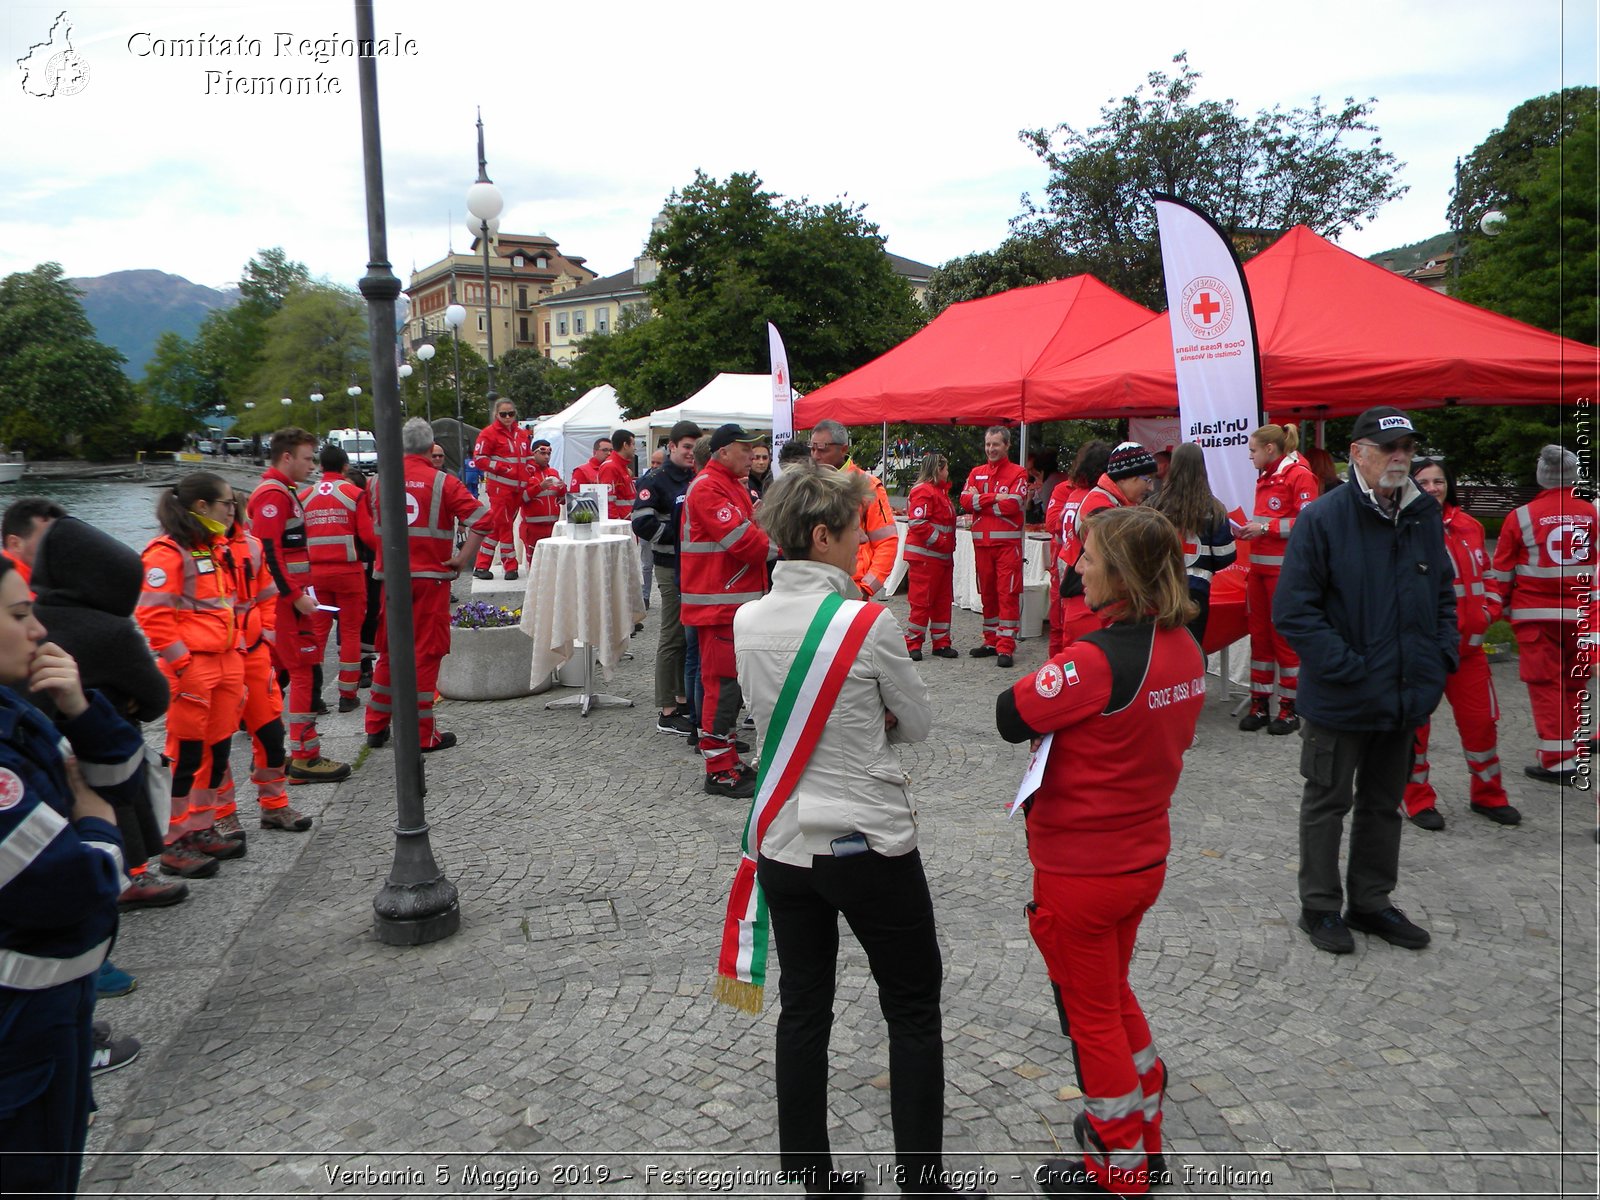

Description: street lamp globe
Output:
[417,343,436,363]
[347,385,362,398]
[310,392,324,405]
[465,179,503,224]
[466,214,500,242]
[1480,209,1507,237]
[245,402,255,410]
[445,305,466,332]
[281,397,293,407]
[398,364,413,380]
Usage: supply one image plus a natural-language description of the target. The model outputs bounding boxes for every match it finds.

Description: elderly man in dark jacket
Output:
[1274,407,1456,955]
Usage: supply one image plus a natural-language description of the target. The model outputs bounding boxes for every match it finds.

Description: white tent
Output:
[647,373,793,446]
[531,385,648,478]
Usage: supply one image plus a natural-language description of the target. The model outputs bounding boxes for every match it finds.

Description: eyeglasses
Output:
[809,442,836,453]
[214,498,237,507]
[430,454,446,462]
[497,411,516,419]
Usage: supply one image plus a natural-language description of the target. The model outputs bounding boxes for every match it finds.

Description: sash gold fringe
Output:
[713,975,764,1014]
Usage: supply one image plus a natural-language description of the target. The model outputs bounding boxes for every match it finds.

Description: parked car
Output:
[195,438,218,455]
[223,436,249,455]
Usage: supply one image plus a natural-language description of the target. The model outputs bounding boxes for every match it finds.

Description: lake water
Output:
[0,478,169,551]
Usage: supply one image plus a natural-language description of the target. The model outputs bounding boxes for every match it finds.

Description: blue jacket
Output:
[631,460,695,569]
[0,688,144,992]
[1274,475,1457,732]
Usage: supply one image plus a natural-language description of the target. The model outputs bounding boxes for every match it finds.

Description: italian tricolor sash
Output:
[713,591,883,1013]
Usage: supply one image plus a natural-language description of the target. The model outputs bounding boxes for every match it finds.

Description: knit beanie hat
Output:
[1106,442,1156,481]
[1536,444,1578,489]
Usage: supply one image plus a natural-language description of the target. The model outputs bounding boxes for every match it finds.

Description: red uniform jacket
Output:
[960,459,1029,547]
[1249,453,1319,570]
[136,533,239,678]
[597,455,636,520]
[680,458,769,627]
[473,422,530,495]
[1439,505,1493,647]
[904,480,956,562]
[521,464,566,524]
[1059,476,1129,599]
[1046,480,1084,572]
[1489,485,1596,623]
[299,474,377,579]
[571,457,604,489]
[366,454,492,581]
[1000,621,1204,876]
[248,468,312,604]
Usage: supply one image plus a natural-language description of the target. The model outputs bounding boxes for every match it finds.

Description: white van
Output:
[324,428,378,471]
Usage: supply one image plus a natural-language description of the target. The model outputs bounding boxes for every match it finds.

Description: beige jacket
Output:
[734,559,932,867]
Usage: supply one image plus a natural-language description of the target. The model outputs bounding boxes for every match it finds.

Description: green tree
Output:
[1011,53,1407,308]
[243,284,369,432]
[0,263,136,457]
[572,171,926,416]
[135,330,219,444]
[1447,86,1597,233]
[924,238,1075,316]
[496,347,580,417]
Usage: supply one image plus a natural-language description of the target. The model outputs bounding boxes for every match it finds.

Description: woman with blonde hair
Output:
[996,506,1204,1197]
[903,453,958,660]
[1236,423,1318,735]
[1149,442,1236,644]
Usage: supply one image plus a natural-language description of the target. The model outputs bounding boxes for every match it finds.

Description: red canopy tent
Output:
[1027,225,1600,419]
[793,275,1152,427]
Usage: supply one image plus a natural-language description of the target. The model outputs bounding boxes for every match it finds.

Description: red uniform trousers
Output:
[520,515,557,563]
[1516,620,1590,772]
[905,559,953,652]
[1405,643,1509,814]
[215,642,290,819]
[164,651,245,839]
[974,543,1022,655]
[364,578,452,748]
[308,567,368,699]
[1029,866,1166,1196]
[272,594,324,761]
[473,485,521,571]
[1246,568,1299,701]
[1056,595,1106,648]
[695,623,742,775]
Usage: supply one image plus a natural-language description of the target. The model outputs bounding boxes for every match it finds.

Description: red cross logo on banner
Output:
[1179,276,1235,340]
[1191,292,1222,324]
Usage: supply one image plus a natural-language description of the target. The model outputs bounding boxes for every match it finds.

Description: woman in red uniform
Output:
[903,453,958,661]
[135,473,246,878]
[1235,424,1318,735]
[1403,459,1519,829]
[997,507,1204,1198]
[1046,442,1112,656]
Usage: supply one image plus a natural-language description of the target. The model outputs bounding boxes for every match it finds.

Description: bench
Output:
[1456,484,1539,520]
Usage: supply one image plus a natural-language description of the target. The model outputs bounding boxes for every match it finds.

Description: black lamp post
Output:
[416,343,435,424]
[465,110,503,406]
[445,304,467,478]
[352,0,459,945]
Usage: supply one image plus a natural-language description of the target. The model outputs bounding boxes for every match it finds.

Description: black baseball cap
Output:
[1350,406,1418,446]
[709,423,762,453]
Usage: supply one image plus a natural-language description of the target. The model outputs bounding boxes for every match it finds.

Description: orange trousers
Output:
[163,651,244,838]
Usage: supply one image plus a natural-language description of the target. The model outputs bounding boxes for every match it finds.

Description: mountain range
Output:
[70,270,238,377]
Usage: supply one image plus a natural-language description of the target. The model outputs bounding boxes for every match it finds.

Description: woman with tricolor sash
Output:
[716,467,979,1199]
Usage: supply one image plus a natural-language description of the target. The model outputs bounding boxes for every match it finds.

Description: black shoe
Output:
[1471,801,1522,825]
[908,648,923,661]
[311,696,329,716]
[932,646,959,659]
[366,728,390,749]
[656,710,696,735]
[1238,700,1270,732]
[503,568,518,581]
[996,654,1014,668]
[968,645,997,658]
[421,731,458,753]
[1267,702,1300,735]
[358,659,374,690]
[1408,807,1445,831]
[705,767,757,799]
[338,695,360,713]
[1298,909,1354,954]
[472,568,494,581]
[1345,905,1430,950]
[1524,763,1576,784]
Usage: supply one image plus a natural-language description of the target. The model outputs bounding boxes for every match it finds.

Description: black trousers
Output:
[1297,719,1413,912]
[757,848,947,1191]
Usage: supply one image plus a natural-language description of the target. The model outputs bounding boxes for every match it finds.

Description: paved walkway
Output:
[82,596,1597,1198]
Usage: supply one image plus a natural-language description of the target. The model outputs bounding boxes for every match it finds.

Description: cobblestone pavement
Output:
[81,592,1597,1198]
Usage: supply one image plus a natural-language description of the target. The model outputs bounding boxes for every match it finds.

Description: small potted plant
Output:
[437,600,536,700]
[569,506,597,540]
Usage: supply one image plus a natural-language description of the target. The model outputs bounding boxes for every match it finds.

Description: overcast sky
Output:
[3,0,1594,293]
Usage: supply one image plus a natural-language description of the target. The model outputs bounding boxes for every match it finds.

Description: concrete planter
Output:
[437,624,535,701]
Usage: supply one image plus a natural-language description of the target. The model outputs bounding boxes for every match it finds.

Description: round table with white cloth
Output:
[519,534,644,710]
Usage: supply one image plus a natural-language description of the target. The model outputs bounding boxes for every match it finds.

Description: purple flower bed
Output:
[451,601,523,630]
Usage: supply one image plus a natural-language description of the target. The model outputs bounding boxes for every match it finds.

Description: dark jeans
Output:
[684,625,701,727]
[1297,719,1414,912]
[757,849,947,1191]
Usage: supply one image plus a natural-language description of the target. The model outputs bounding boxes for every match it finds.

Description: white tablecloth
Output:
[951,529,1052,612]
[551,518,633,539]
[519,534,644,685]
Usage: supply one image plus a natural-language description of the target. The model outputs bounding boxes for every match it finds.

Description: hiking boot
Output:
[1268,700,1300,735]
[259,805,313,832]
[1298,909,1354,954]
[705,766,758,799]
[472,568,494,580]
[1345,905,1430,950]
[932,646,959,659]
[996,654,1014,668]
[1238,698,1270,732]
[968,645,997,658]
[90,1025,141,1075]
[118,873,189,909]
[95,959,137,998]
[421,731,458,753]
[188,827,246,860]
[503,567,518,581]
[213,812,247,846]
[656,709,696,735]
[159,840,220,879]
[908,648,923,661]
[287,756,351,784]
[367,728,390,749]
[311,696,330,716]
[1471,802,1522,825]
[358,658,374,690]
[1408,807,1445,832]
[1524,763,1576,784]
[338,695,361,713]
